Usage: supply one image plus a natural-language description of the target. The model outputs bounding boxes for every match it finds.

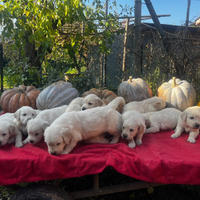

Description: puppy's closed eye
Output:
[57,143,61,146]
[32,114,35,117]
[88,102,93,105]
[130,129,134,132]
[35,133,39,136]
[189,117,194,119]
[2,133,6,136]
[22,114,26,116]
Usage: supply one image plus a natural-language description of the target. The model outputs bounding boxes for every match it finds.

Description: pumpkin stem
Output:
[172,77,177,87]
[128,76,132,83]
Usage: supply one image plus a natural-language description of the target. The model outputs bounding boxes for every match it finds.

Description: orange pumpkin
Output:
[81,88,124,113]
[0,85,41,113]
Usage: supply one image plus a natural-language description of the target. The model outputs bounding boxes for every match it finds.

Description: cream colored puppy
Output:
[44,97,125,155]
[65,97,83,112]
[14,106,38,136]
[122,96,166,114]
[171,106,200,143]
[121,110,146,148]
[143,108,181,134]
[0,113,15,120]
[26,105,68,144]
[0,118,23,147]
[81,94,105,110]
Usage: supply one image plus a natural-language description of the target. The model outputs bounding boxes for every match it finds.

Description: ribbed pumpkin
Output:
[157,77,196,111]
[0,85,41,113]
[117,76,153,103]
[36,81,79,110]
[81,88,124,113]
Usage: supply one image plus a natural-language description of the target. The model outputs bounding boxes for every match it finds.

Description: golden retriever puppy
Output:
[122,96,166,114]
[171,106,200,143]
[44,97,125,155]
[65,97,83,112]
[26,105,68,145]
[0,113,15,120]
[81,94,105,110]
[121,110,146,148]
[14,106,38,136]
[143,108,181,134]
[0,118,23,147]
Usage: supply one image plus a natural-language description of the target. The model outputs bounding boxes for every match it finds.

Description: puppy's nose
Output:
[123,134,127,139]
[29,140,34,143]
[82,107,86,111]
[195,123,200,128]
[51,151,57,155]
[0,141,2,145]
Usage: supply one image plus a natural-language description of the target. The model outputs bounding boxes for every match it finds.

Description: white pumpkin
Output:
[157,77,196,111]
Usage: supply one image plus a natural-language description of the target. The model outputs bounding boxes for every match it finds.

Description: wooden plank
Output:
[70,180,163,199]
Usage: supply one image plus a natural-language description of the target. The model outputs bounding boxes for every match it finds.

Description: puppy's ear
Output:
[60,128,71,144]
[14,109,21,120]
[41,121,50,130]
[153,102,162,110]
[8,124,16,136]
[180,112,187,122]
[138,124,145,135]
[96,98,104,107]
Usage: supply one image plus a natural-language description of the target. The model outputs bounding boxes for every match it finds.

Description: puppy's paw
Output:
[23,139,28,145]
[128,142,136,148]
[171,133,180,139]
[15,142,23,148]
[136,140,142,145]
[187,137,196,143]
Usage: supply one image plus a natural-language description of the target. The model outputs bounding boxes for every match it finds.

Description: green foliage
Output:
[71,69,98,95]
[143,67,166,96]
[0,0,130,88]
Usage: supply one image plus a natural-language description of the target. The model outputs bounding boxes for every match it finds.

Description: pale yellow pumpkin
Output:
[157,77,196,111]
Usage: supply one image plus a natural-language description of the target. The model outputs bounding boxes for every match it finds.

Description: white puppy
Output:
[44,97,125,155]
[14,106,38,136]
[122,96,166,114]
[81,94,105,110]
[143,108,181,134]
[0,118,23,147]
[121,110,146,148]
[26,105,68,144]
[171,106,200,143]
[0,113,15,120]
[65,97,83,112]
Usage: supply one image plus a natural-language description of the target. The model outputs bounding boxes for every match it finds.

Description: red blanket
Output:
[0,130,200,186]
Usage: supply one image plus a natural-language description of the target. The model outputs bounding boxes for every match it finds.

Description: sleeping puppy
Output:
[44,97,125,155]
[65,97,83,112]
[14,106,38,136]
[171,106,200,143]
[122,96,166,114]
[143,108,181,134]
[81,94,105,110]
[0,118,23,147]
[121,110,146,148]
[26,105,68,144]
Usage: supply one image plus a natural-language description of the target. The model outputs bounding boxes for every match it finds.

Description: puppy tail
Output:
[106,97,125,110]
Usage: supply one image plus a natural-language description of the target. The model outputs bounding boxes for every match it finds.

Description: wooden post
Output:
[185,0,191,37]
[134,0,142,77]
[122,18,129,81]
[144,0,165,39]
[0,43,3,93]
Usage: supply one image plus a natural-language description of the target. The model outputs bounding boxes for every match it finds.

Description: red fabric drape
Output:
[0,130,200,186]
